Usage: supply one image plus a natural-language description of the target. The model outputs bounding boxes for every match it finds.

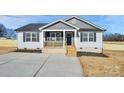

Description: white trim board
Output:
[42,29,77,32]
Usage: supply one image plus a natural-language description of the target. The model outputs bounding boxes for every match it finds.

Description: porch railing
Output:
[44,37,63,47]
[43,37,75,47]
[45,37,63,41]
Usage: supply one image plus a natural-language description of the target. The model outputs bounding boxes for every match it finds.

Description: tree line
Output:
[103,33,124,41]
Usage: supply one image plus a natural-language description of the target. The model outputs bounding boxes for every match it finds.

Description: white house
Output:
[15,16,105,54]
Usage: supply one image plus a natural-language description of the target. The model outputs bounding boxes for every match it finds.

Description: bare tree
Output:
[0,23,7,37]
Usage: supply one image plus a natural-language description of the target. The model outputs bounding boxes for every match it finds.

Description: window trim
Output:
[80,32,88,42]
[32,32,38,42]
[24,32,39,42]
[89,32,94,42]
[25,32,31,42]
[49,32,63,41]
[80,32,96,42]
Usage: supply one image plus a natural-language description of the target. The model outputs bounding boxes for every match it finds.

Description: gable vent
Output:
[72,19,76,24]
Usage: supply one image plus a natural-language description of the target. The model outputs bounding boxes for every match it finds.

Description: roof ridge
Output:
[26,23,48,25]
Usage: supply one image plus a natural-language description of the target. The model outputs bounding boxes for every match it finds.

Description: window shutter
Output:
[23,32,25,42]
[77,32,79,37]
[80,32,83,42]
[94,32,96,42]
[37,32,39,42]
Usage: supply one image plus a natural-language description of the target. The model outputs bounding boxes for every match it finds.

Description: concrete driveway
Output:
[0,52,82,77]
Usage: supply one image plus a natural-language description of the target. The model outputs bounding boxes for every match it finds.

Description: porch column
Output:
[63,30,65,48]
[43,31,45,47]
[74,31,77,46]
[41,31,44,48]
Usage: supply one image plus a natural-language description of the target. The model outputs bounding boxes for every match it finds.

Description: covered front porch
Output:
[39,20,79,56]
[42,30,76,48]
[39,20,79,50]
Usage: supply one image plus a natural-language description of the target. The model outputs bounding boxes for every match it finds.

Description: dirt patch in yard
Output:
[79,50,124,77]
[0,47,17,54]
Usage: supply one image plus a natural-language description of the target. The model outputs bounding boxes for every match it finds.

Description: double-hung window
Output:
[25,32,31,42]
[89,32,94,42]
[49,32,62,41]
[50,32,55,41]
[80,32,88,42]
[80,32,96,42]
[24,32,39,42]
[56,32,62,41]
[32,32,37,42]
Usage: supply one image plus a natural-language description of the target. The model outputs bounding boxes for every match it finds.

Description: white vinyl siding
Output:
[17,32,43,49]
[75,31,103,53]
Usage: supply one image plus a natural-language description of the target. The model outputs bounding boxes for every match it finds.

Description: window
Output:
[32,32,37,42]
[89,32,94,42]
[80,32,88,42]
[24,32,39,42]
[49,32,62,41]
[80,32,96,42]
[51,32,55,41]
[56,32,62,41]
[25,32,31,42]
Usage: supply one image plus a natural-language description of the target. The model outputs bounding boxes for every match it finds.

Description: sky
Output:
[0,15,124,34]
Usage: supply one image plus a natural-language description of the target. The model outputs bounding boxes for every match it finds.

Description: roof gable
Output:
[66,16,105,31]
[39,20,79,30]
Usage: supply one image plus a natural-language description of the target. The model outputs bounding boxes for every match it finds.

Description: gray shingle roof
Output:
[79,28,104,31]
[66,16,106,31]
[15,23,48,31]
[15,16,106,32]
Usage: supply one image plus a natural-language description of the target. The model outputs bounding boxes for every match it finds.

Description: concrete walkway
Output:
[0,52,82,77]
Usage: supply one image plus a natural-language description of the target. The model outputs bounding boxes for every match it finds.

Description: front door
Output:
[66,31,74,45]
[67,34,72,45]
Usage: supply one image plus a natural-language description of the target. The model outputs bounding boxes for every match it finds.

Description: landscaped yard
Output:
[79,50,124,77]
[0,47,17,54]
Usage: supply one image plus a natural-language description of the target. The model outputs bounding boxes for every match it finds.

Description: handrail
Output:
[44,37,63,41]
[73,44,77,56]
[65,42,67,55]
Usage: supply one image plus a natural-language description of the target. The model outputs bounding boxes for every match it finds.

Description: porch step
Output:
[66,45,77,57]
